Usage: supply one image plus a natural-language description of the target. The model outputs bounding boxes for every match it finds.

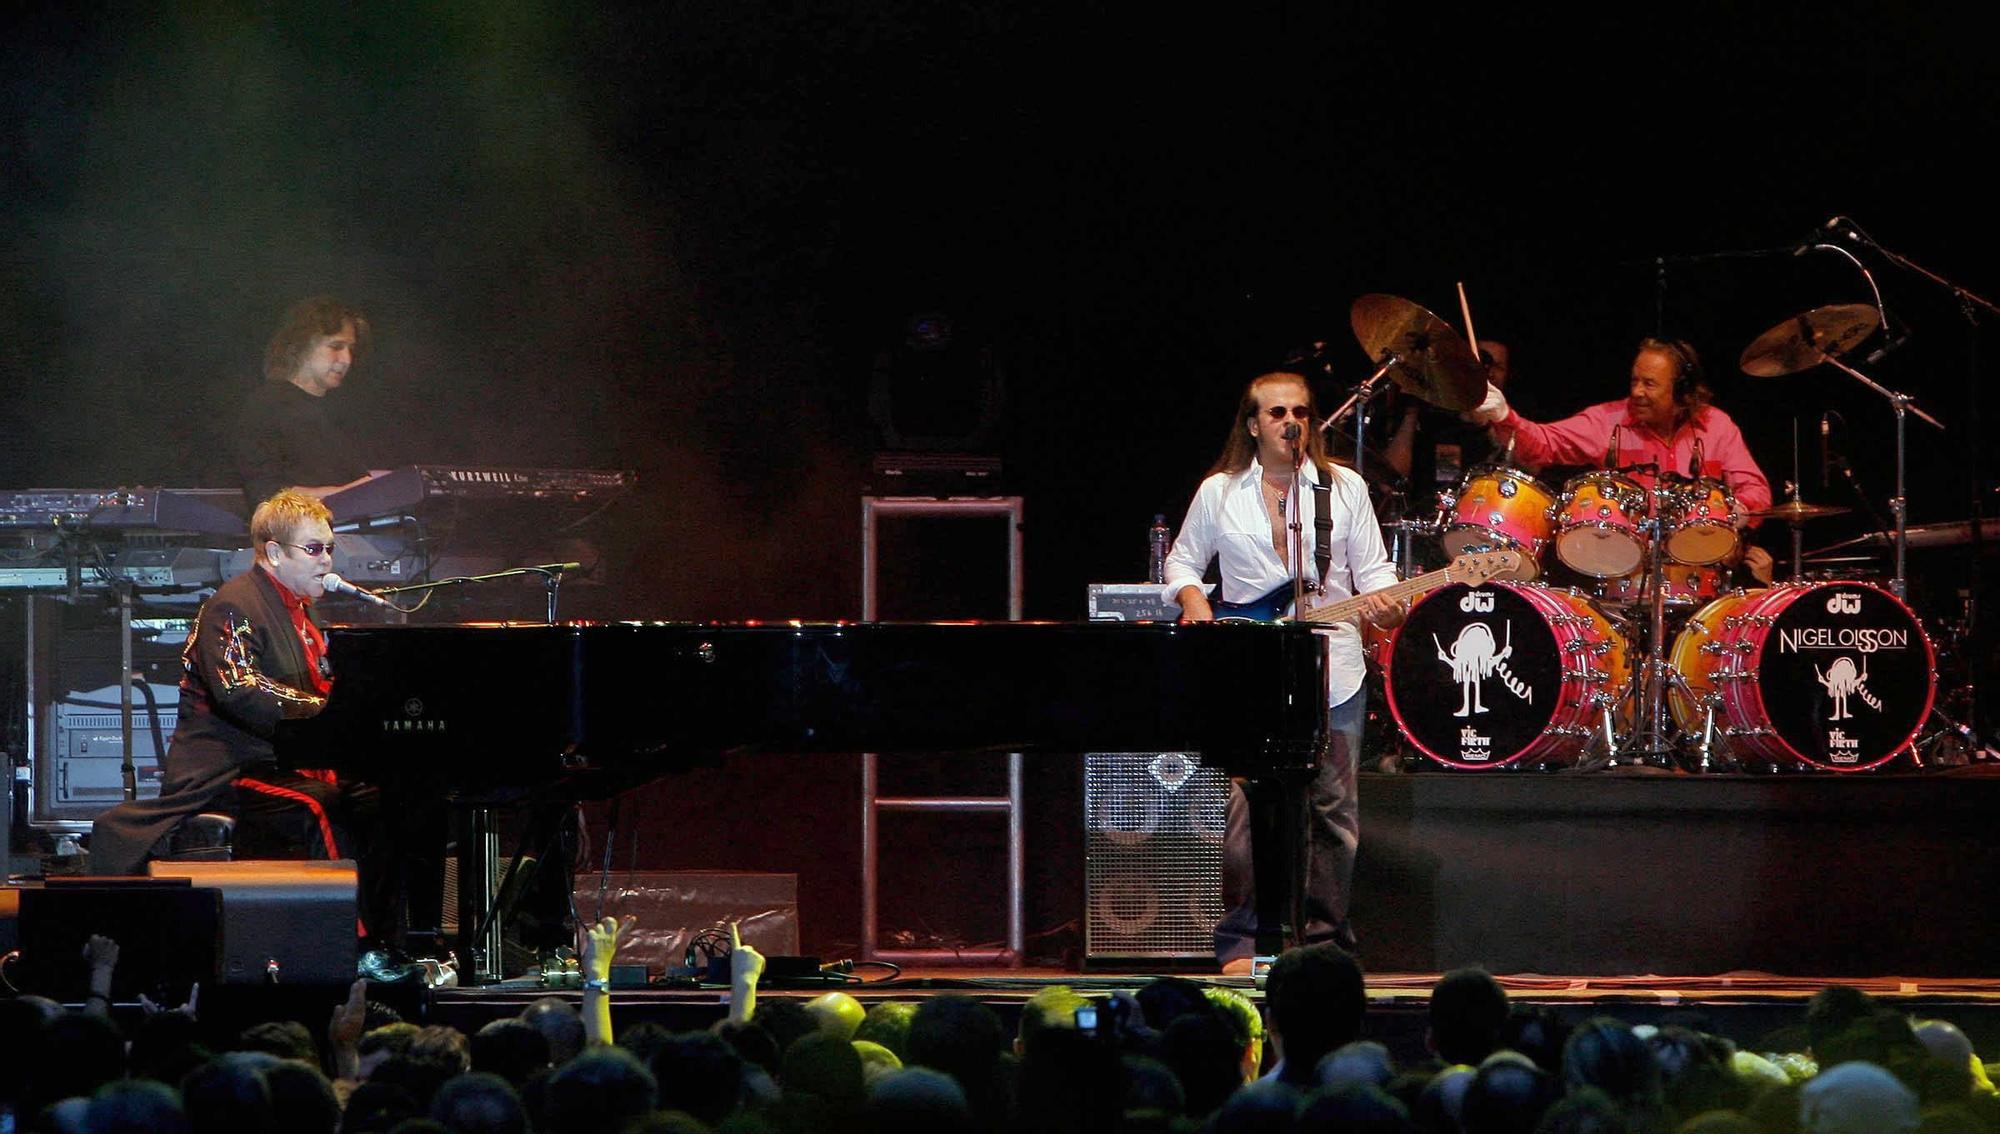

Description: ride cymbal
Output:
[1749,500,1853,522]
[1739,304,1881,377]
[1349,293,1486,411]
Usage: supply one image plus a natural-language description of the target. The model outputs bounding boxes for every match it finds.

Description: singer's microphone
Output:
[321,571,395,608]
[1820,413,1832,489]
[1792,216,1843,256]
[1282,422,1301,443]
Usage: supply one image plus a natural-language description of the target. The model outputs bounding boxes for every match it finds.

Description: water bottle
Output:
[1147,514,1172,583]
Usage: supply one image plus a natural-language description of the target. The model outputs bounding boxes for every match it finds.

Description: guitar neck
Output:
[1300,566,1462,626]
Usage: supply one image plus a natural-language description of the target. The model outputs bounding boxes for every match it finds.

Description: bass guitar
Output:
[1211,549,1525,624]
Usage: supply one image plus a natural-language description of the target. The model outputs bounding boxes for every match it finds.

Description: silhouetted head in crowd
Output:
[1317,1040,1395,1092]
[1163,1009,1249,1118]
[265,1060,340,1134]
[853,1001,918,1060]
[427,1071,528,1134]
[1296,1082,1414,1133]
[748,998,822,1060]
[1207,1076,1305,1134]
[1430,967,1511,1066]
[471,1019,551,1086]
[1912,1018,1976,1068]
[1412,1066,1475,1132]
[1501,1005,1572,1074]
[1015,985,1089,1057]
[1460,1054,1560,1134]
[781,1031,866,1105]
[647,1030,745,1126]
[123,1012,214,1088]
[1122,1053,1186,1117]
[1013,1027,1125,1134]
[518,998,587,1067]
[805,991,867,1041]
[238,1020,320,1065]
[368,1029,471,1115]
[181,1054,276,1134]
[614,1021,676,1070]
[1646,1025,1743,1117]
[1136,976,1214,1032]
[540,1047,658,1134]
[82,1078,191,1134]
[1813,1009,1926,1073]
[339,1079,420,1134]
[1534,1086,1629,1134]
[1562,1017,1664,1112]
[357,1023,423,1080]
[26,1009,127,1115]
[1264,943,1366,1086]
[711,1019,780,1079]
[1798,1059,1920,1134]
[1805,986,1879,1055]
[1676,1114,1760,1134]
[866,1066,970,1134]
[906,996,1006,1106]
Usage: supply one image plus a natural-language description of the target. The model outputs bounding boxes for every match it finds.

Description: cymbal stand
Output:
[1618,484,1678,769]
[1780,480,1808,580]
[1315,355,1402,481]
[1819,354,1945,601]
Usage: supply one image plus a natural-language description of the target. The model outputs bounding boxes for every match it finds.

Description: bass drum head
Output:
[1384,582,1566,769]
[1742,582,1936,771]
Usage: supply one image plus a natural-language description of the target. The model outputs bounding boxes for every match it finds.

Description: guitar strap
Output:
[1313,480,1333,587]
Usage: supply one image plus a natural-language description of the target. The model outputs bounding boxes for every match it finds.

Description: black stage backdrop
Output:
[6,4,1998,960]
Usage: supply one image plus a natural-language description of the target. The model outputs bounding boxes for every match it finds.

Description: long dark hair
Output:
[1207,371,1336,479]
[263,296,369,383]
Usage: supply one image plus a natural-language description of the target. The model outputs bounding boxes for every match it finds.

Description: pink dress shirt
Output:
[1492,400,1773,518]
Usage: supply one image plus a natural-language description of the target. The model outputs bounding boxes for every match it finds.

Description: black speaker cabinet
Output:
[147,860,358,984]
[1082,752,1228,962]
[16,880,222,1000]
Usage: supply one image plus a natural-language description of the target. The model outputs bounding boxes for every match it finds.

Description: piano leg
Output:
[1243,772,1311,956]
[458,807,507,984]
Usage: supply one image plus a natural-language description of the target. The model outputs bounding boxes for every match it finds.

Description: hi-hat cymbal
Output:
[1749,500,1852,522]
[1739,304,1881,377]
[1349,294,1486,411]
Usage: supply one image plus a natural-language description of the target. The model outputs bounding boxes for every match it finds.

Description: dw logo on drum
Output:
[1825,593,1863,615]
[1459,591,1497,613]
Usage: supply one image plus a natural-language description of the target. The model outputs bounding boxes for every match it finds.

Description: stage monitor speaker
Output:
[147,860,359,984]
[1083,752,1227,962]
[16,880,221,1001]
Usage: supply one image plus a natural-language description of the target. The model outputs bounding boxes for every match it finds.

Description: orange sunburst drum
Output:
[1669,581,1935,771]
[1438,466,1556,580]
[1553,470,1650,578]
[1382,582,1629,770]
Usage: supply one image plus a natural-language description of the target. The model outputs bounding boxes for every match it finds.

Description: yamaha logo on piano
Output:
[383,697,446,733]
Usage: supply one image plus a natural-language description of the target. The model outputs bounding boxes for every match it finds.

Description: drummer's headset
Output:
[1649,337,1705,405]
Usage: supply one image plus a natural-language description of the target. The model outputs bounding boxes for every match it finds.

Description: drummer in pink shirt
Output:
[1464,337,1776,578]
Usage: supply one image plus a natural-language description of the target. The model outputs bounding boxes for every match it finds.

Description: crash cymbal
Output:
[1349,294,1486,412]
[1749,500,1853,522]
[1739,303,1881,377]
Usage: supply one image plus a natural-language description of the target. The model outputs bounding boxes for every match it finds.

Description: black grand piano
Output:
[277,620,1329,968]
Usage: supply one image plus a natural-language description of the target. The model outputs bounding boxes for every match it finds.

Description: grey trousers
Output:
[1214,688,1364,962]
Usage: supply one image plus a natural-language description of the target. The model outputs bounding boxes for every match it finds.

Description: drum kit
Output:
[1333,294,1944,775]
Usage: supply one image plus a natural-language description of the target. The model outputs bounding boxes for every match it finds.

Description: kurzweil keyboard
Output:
[323,466,635,525]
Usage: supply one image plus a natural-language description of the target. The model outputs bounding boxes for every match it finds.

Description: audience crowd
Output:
[3,929,1993,1134]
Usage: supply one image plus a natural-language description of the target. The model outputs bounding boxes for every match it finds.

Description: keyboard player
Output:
[234,296,380,505]
[90,491,426,953]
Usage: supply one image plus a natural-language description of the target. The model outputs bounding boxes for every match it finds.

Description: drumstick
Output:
[1456,281,1480,361]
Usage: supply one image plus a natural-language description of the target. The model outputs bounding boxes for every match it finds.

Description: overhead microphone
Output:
[321,571,395,608]
[1792,216,1844,257]
[1820,413,1832,489]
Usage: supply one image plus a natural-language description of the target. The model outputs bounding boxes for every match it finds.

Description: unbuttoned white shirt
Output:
[1161,457,1397,705]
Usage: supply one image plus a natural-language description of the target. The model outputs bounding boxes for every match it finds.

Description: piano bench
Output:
[161,812,237,862]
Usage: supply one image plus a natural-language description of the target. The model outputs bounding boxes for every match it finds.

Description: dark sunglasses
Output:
[284,541,337,557]
[1263,404,1312,421]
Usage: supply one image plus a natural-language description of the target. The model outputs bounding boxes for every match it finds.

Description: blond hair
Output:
[250,490,333,548]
